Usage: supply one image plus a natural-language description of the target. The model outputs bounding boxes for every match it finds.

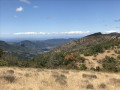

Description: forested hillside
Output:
[0,33,120,72]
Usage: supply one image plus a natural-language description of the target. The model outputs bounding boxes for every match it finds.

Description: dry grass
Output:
[0,67,120,90]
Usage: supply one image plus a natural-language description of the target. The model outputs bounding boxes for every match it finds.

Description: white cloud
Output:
[13,31,90,35]
[33,5,39,8]
[14,32,49,35]
[14,32,38,35]
[61,31,90,35]
[20,0,30,4]
[16,6,23,12]
[104,30,120,34]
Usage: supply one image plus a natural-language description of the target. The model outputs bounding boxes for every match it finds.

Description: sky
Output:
[0,0,120,40]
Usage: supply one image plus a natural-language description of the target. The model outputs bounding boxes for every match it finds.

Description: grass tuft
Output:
[3,75,16,83]
[7,70,14,74]
[52,73,67,85]
[86,83,94,89]
[82,73,97,79]
[98,83,106,89]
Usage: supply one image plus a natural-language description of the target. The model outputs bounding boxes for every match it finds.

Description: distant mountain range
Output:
[0,38,77,60]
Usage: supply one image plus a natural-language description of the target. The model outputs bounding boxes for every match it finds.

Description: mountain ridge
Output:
[30,32,120,71]
[0,38,77,60]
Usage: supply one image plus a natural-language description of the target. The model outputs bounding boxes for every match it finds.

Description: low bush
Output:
[52,73,67,85]
[79,64,87,70]
[90,67,96,71]
[95,66,100,72]
[107,51,110,53]
[115,50,120,54]
[86,83,94,89]
[0,60,8,66]
[0,48,4,57]
[102,56,118,72]
[77,56,86,63]
[3,75,16,83]
[90,66,100,71]
[117,55,120,60]
[7,70,14,74]
[84,44,104,56]
[82,73,97,79]
[98,83,106,89]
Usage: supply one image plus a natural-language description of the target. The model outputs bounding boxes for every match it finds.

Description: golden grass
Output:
[0,67,120,90]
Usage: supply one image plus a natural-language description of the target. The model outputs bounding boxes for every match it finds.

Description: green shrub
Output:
[0,60,8,66]
[77,56,86,63]
[84,51,92,56]
[82,73,97,79]
[90,67,96,71]
[84,44,104,56]
[102,56,118,72]
[117,55,120,60]
[0,48,4,57]
[91,44,104,54]
[2,53,18,66]
[107,51,110,53]
[95,66,100,71]
[114,50,120,54]
[7,70,14,74]
[80,64,87,70]
[90,66,100,71]
[18,61,29,67]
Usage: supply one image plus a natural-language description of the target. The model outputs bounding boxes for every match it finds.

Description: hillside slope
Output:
[1,33,120,72]
[31,33,120,72]
[0,41,37,60]
[53,33,114,53]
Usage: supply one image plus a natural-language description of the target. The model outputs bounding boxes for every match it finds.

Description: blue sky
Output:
[0,0,120,40]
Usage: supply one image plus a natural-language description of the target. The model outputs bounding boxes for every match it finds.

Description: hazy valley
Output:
[0,38,77,60]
